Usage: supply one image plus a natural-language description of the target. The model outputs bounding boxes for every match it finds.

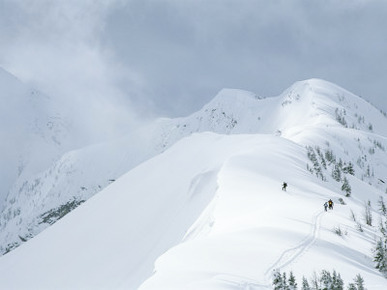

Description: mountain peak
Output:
[205,88,262,108]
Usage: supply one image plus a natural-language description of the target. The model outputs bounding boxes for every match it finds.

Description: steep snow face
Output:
[0,68,70,206]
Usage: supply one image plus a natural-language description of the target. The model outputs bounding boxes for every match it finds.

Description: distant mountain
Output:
[0,67,70,206]
[0,78,387,289]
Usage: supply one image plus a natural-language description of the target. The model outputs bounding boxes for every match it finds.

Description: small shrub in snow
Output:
[350,209,364,232]
[373,140,385,151]
[364,200,373,226]
[335,108,348,127]
[356,222,364,233]
[350,209,357,222]
[39,199,85,225]
[333,226,347,237]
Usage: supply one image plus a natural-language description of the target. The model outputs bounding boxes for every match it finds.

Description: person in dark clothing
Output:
[328,199,334,210]
[282,182,287,191]
[324,202,328,212]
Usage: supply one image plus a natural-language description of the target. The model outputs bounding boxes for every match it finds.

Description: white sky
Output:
[0,0,386,118]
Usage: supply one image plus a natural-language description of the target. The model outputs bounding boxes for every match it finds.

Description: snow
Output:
[0,67,70,206]
[0,77,387,289]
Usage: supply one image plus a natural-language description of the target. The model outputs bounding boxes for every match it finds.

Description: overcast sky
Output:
[1,0,387,120]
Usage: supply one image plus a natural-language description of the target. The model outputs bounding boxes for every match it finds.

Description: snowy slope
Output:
[0,79,387,289]
[0,67,76,254]
[0,68,69,205]
[3,76,386,257]
[0,67,71,205]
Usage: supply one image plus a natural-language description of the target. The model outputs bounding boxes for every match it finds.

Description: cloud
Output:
[99,0,387,115]
[1,0,387,122]
[0,0,146,144]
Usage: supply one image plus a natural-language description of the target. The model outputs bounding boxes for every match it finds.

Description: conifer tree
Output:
[272,270,283,290]
[379,219,386,237]
[378,196,387,216]
[301,276,311,290]
[341,176,351,197]
[353,274,365,290]
[282,272,290,290]
[343,162,355,175]
[288,271,297,290]
[332,164,342,182]
[310,272,319,290]
[365,200,373,226]
[325,149,335,164]
[347,283,357,290]
[374,238,387,274]
[332,270,344,290]
[320,269,333,289]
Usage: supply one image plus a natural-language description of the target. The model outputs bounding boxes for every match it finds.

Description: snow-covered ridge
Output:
[1,76,386,256]
[1,75,387,289]
[0,131,386,289]
[153,78,387,150]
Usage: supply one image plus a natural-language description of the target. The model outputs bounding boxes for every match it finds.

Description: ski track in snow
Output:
[209,210,324,289]
[264,209,324,280]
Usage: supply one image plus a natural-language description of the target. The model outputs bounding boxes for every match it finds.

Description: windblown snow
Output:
[1,75,387,289]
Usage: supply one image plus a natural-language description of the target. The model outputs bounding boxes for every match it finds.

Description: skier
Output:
[328,199,334,210]
[282,182,287,191]
[324,201,328,212]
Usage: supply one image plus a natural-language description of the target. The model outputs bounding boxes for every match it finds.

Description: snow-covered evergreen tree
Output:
[341,176,351,197]
[353,274,365,290]
[320,269,333,289]
[273,270,283,290]
[288,271,297,290]
[343,162,354,175]
[364,200,373,226]
[301,276,311,290]
[332,270,344,290]
[378,196,387,216]
[374,238,387,274]
[282,272,290,290]
[332,164,342,182]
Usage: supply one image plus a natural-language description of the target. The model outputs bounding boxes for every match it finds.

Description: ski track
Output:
[264,210,324,281]
[210,210,324,289]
